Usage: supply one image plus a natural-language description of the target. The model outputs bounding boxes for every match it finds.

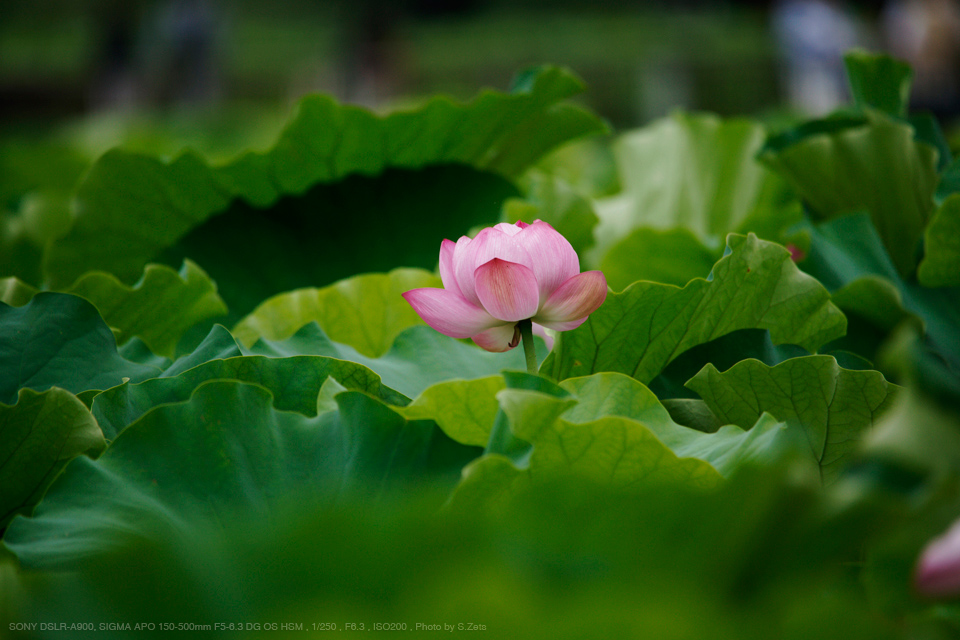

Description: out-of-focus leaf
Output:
[601,227,719,289]
[918,194,960,288]
[843,50,912,118]
[590,112,795,262]
[760,112,939,276]
[246,323,546,401]
[0,277,37,307]
[686,356,899,483]
[43,67,605,308]
[0,293,160,405]
[803,212,960,369]
[0,388,104,530]
[4,380,478,570]
[504,172,600,258]
[542,233,847,383]
[233,268,439,357]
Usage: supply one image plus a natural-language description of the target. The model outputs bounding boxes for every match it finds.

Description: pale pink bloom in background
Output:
[915,516,960,597]
[403,220,607,352]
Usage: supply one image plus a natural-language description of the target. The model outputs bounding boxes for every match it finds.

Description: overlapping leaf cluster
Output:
[1,56,959,638]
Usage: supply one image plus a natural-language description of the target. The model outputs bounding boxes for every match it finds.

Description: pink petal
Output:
[402,288,497,339]
[454,227,535,306]
[916,517,960,597]
[438,239,463,297]
[471,323,521,352]
[516,220,580,304]
[494,221,524,236]
[534,270,608,329]
[474,258,541,322]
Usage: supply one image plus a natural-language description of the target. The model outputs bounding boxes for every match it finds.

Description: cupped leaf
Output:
[246,323,546,401]
[542,233,847,383]
[918,194,960,288]
[0,293,161,405]
[0,388,104,530]
[590,111,795,262]
[760,111,939,276]
[233,268,440,357]
[686,356,899,483]
[43,66,605,295]
[4,379,479,570]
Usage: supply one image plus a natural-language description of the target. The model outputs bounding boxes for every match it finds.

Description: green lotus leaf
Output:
[0,261,226,359]
[246,323,545,401]
[843,50,912,118]
[0,388,104,530]
[589,111,795,262]
[542,233,847,383]
[4,379,479,570]
[92,353,406,441]
[503,171,600,258]
[918,194,960,288]
[803,212,960,369]
[560,373,802,477]
[0,277,38,307]
[601,226,720,289]
[43,67,605,318]
[0,293,161,405]
[399,376,505,447]
[760,111,939,277]
[686,356,899,483]
[233,268,440,357]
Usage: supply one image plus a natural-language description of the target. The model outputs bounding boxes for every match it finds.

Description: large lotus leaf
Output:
[0,388,104,530]
[246,322,546,401]
[803,212,960,369]
[4,379,479,570]
[0,293,161,405]
[601,226,720,289]
[233,268,439,357]
[589,112,795,262]
[542,233,847,383]
[559,373,803,477]
[43,67,605,295]
[686,356,899,484]
[760,111,939,276]
[157,165,519,320]
[918,194,960,288]
[92,354,407,441]
[503,171,600,258]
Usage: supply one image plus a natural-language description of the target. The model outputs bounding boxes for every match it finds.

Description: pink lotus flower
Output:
[915,516,960,597]
[403,220,607,352]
